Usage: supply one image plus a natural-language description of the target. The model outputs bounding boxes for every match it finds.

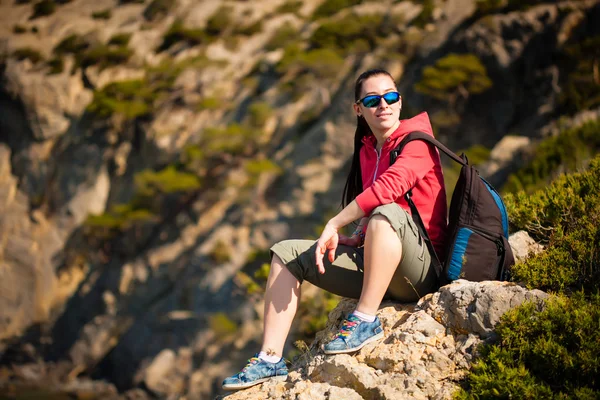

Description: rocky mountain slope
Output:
[1,0,599,398]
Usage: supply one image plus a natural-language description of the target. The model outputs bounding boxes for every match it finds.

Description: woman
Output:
[222,68,447,390]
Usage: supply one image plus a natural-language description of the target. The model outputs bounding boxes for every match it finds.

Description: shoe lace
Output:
[241,356,261,373]
[335,315,361,339]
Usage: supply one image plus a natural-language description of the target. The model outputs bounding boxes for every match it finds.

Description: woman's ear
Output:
[353,103,362,117]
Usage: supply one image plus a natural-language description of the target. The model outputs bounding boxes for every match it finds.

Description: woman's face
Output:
[354,74,401,135]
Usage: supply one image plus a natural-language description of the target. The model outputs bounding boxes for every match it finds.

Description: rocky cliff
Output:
[0,0,598,398]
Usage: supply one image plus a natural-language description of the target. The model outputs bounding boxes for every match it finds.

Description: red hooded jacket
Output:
[355,112,448,257]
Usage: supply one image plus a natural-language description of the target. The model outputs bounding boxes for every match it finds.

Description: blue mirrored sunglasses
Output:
[356,91,401,108]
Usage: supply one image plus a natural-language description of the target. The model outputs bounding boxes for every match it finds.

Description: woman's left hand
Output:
[315,223,339,275]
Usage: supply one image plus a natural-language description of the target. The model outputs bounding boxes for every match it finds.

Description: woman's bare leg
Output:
[261,254,301,357]
[356,215,402,315]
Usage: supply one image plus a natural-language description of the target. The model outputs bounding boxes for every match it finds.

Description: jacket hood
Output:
[361,112,433,147]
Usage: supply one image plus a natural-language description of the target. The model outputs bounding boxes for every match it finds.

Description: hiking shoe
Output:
[322,314,384,355]
[222,354,288,390]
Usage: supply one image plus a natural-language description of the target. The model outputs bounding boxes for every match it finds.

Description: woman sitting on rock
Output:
[223,68,448,390]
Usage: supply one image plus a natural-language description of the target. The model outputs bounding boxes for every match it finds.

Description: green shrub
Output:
[210,240,232,263]
[265,22,298,51]
[415,53,492,106]
[247,101,273,128]
[134,165,201,197]
[297,291,341,338]
[235,20,263,36]
[443,144,490,201]
[455,293,600,399]
[197,96,221,110]
[107,32,132,46]
[311,0,362,20]
[79,44,133,69]
[47,56,64,74]
[504,155,600,293]
[277,45,344,80]
[244,159,282,186]
[53,34,89,55]
[309,12,389,55]
[31,0,56,19]
[91,9,111,19]
[158,20,205,51]
[205,6,233,37]
[558,35,600,114]
[13,24,27,34]
[412,0,434,28]
[275,0,303,15]
[87,79,155,119]
[12,47,44,64]
[503,119,600,194]
[84,204,155,239]
[202,124,263,155]
[208,312,238,337]
[143,0,173,21]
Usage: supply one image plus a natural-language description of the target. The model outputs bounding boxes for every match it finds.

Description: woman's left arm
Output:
[315,200,365,274]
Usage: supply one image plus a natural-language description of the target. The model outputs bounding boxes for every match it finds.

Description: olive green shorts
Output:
[270,203,438,302]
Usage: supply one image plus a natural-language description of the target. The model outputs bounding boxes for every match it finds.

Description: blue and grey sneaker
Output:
[322,314,384,355]
[222,354,288,390]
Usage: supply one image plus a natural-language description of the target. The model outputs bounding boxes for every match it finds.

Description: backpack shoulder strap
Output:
[390,131,466,166]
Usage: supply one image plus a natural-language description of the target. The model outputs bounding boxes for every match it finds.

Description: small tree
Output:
[414,53,492,119]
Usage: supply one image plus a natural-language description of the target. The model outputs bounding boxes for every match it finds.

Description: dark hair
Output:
[342,68,397,208]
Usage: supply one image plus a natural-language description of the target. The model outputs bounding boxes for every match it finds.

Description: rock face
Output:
[221,281,548,400]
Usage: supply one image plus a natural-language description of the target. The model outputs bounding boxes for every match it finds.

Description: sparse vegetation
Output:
[244,159,282,187]
[47,56,64,74]
[503,119,600,194]
[30,0,55,19]
[158,20,205,51]
[412,0,435,28]
[143,0,173,21]
[202,124,263,155]
[311,0,362,20]
[265,22,298,51]
[246,101,273,128]
[91,9,111,19]
[197,96,221,111]
[13,24,27,34]
[87,79,155,119]
[107,33,132,47]
[275,0,303,15]
[12,47,44,64]
[210,240,232,263]
[208,313,238,337]
[135,165,201,198]
[205,6,233,37]
[84,204,155,239]
[235,20,263,36]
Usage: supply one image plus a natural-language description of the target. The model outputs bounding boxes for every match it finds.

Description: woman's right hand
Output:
[338,234,363,247]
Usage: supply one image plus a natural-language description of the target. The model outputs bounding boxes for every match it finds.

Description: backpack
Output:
[390,131,515,286]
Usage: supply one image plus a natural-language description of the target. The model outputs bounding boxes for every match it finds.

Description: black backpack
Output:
[390,131,515,286]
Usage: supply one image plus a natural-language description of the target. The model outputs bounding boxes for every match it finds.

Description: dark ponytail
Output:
[341,68,397,208]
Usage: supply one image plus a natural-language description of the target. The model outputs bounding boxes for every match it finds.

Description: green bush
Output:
[143,0,173,21]
[13,24,27,34]
[309,13,389,55]
[247,101,273,128]
[87,79,155,119]
[415,53,492,106]
[202,124,263,155]
[244,159,282,186]
[235,20,263,36]
[84,204,155,239]
[134,165,201,197]
[558,35,600,114]
[107,33,132,47]
[208,312,238,337]
[91,9,111,19]
[78,44,133,70]
[47,56,64,74]
[277,45,344,80]
[312,0,362,20]
[504,155,600,293]
[455,293,600,399]
[158,20,205,51]
[265,22,298,51]
[275,0,303,15]
[205,6,233,37]
[503,119,600,194]
[197,96,221,110]
[53,34,89,55]
[31,0,55,19]
[12,47,44,64]
[210,240,232,263]
[412,0,434,28]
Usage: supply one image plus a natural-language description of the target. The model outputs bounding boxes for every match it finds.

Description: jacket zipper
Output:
[372,147,381,184]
